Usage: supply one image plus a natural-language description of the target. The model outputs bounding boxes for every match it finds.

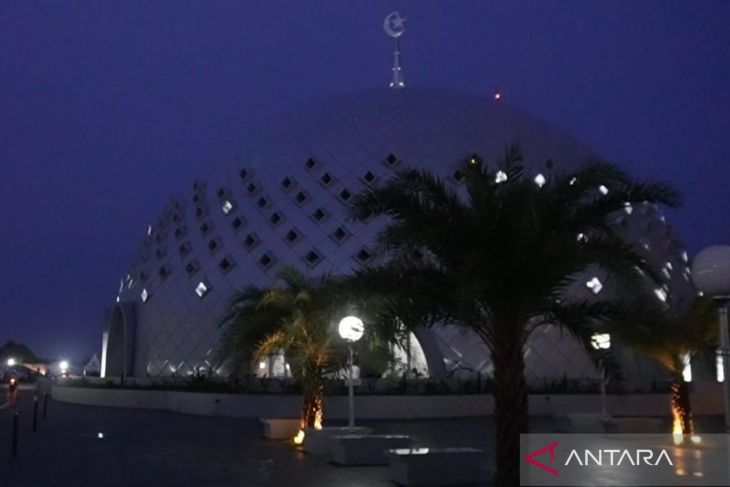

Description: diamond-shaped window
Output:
[200,221,213,235]
[195,281,210,298]
[285,229,301,245]
[355,248,373,264]
[258,252,275,269]
[281,177,295,190]
[338,188,352,203]
[305,158,317,170]
[269,211,284,226]
[179,241,192,257]
[208,238,221,252]
[304,249,323,267]
[174,226,186,239]
[452,170,465,183]
[362,170,378,185]
[219,255,236,273]
[185,260,200,276]
[312,207,328,223]
[158,265,171,280]
[257,196,269,209]
[243,233,260,251]
[294,191,309,206]
[231,216,246,231]
[385,153,399,167]
[239,169,249,180]
[320,172,334,187]
[331,226,350,244]
[246,182,258,194]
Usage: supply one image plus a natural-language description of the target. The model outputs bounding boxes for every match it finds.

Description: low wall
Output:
[50,383,726,419]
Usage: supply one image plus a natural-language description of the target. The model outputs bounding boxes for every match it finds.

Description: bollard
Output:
[43,392,49,418]
[33,395,39,432]
[11,408,19,457]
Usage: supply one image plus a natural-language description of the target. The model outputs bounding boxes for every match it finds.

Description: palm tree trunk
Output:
[670,373,694,435]
[492,330,528,487]
[300,363,324,429]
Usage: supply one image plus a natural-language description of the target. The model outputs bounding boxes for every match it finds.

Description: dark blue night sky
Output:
[2,1,729,360]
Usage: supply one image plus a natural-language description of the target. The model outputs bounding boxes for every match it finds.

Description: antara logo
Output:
[525,441,559,476]
[525,441,674,476]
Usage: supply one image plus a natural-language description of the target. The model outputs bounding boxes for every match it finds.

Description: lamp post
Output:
[338,315,364,429]
[692,245,730,431]
[591,333,611,419]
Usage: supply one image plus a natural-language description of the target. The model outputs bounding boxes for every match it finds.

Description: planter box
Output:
[302,426,373,455]
[332,434,411,465]
[260,418,301,440]
[386,447,486,486]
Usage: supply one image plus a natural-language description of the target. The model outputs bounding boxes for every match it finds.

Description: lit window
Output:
[681,250,688,263]
[717,352,725,383]
[590,333,611,350]
[623,202,633,215]
[222,201,234,215]
[141,288,150,303]
[654,288,668,302]
[586,277,603,295]
[662,268,671,280]
[576,233,588,243]
[534,174,546,188]
[147,225,152,236]
[598,185,609,195]
[195,281,209,298]
[569,177,577,186]
[495,171,508,183]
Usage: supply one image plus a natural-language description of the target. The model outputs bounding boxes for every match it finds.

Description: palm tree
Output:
[608,295,717,438]
[349,146,679,486]
[218,267,391,439]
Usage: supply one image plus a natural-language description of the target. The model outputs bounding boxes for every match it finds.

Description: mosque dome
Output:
[102,88,693,384]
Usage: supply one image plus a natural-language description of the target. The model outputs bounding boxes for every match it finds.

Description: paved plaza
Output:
[0,386,498,487]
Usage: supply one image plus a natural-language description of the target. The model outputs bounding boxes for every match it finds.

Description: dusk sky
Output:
[2,1,729,361]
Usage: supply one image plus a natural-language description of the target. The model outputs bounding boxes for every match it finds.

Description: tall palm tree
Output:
[608,295,717,437]
[218,267,390,438]
[350,146,679,486]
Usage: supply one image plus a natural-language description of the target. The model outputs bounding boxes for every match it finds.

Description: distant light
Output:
[598,185,609,195]
[576,233,588,243]
[534,173,546,188]
[195,281,209,298]
[586,277,603,295]
[259,361,266,370]
[493,91,502,101]
[623,202,633,215]
[682,353,692,382]
[141,288,150,303]
[116,296,120,303]
[147,225,152,236]
[591,333,611,350]
[338,316,365,342]
[654,288,668,302]
[285,363,291,370]
[7,358,16,367]
[717,352,724,383]
[222,201,234,215]
[681,250,688,263]
[495,170,508,184]
[60,360,69,372]
[569,177,577,186]
[97,432,104,439]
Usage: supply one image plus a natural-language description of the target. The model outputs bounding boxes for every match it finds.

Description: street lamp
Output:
[338,315,364,429]
[692,245,730,431]
[59,360,69,374]
[591,333,611,419]
[7,357,16,367]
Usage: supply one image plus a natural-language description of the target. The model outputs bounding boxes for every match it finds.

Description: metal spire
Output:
[383,12,406,90]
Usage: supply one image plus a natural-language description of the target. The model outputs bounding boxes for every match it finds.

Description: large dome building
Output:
[100,87,695,385]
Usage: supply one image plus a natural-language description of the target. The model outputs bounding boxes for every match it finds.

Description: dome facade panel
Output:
[106,88,692,383]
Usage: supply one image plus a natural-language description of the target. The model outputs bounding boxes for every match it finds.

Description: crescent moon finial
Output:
[383,11,406,39]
